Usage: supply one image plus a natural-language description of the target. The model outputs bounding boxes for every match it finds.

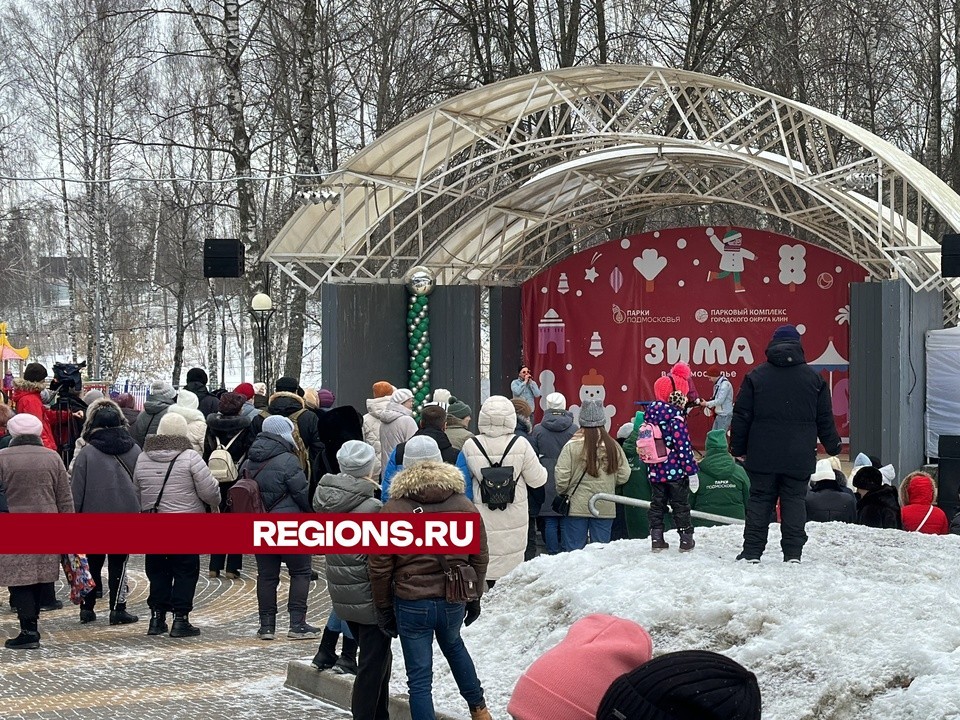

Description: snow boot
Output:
[257,612,276,641]
[678,528,695,552]
[5,618,40,650]
[332,636,359,675]
[147,609,169,636]
[109,605,139,625]
[736,552,760,564]
[79,608,97,624]
[169,612,201,638]
[311,628,340,670]
[469,704,493,720]
[651,529,669,553]
[288,612,320,640]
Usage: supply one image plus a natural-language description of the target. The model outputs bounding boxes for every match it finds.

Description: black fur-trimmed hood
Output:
[389,460,465,503]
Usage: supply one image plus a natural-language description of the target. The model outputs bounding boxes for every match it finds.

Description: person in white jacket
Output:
[166,388,207,454]
[378,388,418,472]
[459,395,546,586]
[362,381,394,478]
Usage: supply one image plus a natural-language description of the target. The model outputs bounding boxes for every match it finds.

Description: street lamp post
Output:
[250,292,276,390]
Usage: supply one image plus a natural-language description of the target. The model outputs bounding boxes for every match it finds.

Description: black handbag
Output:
[552,469,588,516]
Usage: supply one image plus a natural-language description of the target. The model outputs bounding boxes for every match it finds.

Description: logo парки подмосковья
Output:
[612,304,680,324]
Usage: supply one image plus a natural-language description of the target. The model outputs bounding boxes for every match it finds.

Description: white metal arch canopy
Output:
[263,64,960,312]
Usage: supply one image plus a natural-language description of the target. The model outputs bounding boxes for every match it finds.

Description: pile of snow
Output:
[398,523,960,719]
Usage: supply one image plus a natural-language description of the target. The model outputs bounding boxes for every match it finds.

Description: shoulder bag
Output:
[552,468,588,516]
[437,555,480,602]
[914,504,935,533]
[142,453,182,513]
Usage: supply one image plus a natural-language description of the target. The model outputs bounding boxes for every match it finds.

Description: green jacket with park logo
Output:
[690,429,750,526]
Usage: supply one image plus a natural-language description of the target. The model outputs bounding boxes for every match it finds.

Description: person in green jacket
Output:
[689,429,751,526]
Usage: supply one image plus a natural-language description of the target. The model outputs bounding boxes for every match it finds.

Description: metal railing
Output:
[588,493,744,525]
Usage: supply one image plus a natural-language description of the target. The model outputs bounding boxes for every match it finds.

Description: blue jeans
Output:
[325,608,354,639]
[395,598,485,719]
[542,516,561,554]
[561,516,613,551]
[713,414,732,432]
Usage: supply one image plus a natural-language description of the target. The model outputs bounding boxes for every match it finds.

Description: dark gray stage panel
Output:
[489,286,523,398]
[427,286,482,426]
[850,279,942,476]
[321,284,408,414]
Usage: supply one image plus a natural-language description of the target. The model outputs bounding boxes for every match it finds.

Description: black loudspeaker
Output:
[203,238,244,278]
[938,435,960,522]
[942,234,960,278]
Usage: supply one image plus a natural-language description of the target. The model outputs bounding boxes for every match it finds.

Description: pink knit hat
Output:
[653,373,689,402]
[507,614,654,720]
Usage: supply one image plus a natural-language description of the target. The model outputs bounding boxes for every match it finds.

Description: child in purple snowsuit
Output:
[643,376,700,552]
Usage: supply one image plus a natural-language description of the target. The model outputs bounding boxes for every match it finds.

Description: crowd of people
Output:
[0,323,955,718]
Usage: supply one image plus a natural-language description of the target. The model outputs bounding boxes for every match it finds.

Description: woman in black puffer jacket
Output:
[241,415,316,642]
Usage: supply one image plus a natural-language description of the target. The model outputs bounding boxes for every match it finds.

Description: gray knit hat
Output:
[262,415,296,449]
[337,440,376,477]
[149,381,177,403]
[579,400,606,428]
[404,435,442,466]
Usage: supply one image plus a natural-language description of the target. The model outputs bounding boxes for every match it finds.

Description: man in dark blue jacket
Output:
[731,325,841,563]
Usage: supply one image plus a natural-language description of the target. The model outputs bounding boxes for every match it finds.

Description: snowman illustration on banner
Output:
[570,368,617,431]
[706,228,756,293]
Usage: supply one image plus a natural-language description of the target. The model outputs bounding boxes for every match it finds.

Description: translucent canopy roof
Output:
[262,65,960,315]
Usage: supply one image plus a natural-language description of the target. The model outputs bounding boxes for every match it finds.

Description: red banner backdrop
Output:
[521,226,868,447]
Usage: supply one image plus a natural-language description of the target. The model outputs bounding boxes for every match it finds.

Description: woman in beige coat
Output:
[134,412,220,639]
[554,401,629,552]
[460,395,546,585]
[0,413,74,650]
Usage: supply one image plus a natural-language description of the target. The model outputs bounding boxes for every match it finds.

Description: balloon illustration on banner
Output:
[524,226,868,447]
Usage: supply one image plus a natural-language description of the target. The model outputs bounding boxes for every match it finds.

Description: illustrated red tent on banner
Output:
[809,337,848,397]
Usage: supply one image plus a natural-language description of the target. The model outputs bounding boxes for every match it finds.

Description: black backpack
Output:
[470,436,520,511]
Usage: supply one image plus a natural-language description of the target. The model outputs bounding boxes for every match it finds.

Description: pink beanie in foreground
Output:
[507,614,654,720]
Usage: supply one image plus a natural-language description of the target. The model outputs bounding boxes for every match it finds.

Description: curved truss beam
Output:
[262,65,960,313]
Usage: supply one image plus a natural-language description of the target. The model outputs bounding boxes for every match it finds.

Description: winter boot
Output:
[288,612,320,640]
[109,604,139,626]
[147,609,169,635]
[225,571,241,580]
[332,636,359,675]
[311,628,340,670]
[469,704,493,720]
[651,529,669,552]
[736,552,760,564]
[79,606,97,624]
[5,618,40,650]
[169,612,201,638]
[679,528,695,552]
[257,612,277,641]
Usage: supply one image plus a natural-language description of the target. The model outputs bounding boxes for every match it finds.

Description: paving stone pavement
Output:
[0,556,349,720]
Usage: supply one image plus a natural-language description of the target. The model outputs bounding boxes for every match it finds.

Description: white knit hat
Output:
[392,388,414,404]
[546,392,567,411]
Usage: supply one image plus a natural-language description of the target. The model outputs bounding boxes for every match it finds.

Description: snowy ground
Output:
[389,523,960,719]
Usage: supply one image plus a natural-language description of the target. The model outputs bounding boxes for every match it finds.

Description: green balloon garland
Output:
[407,294,431,413]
